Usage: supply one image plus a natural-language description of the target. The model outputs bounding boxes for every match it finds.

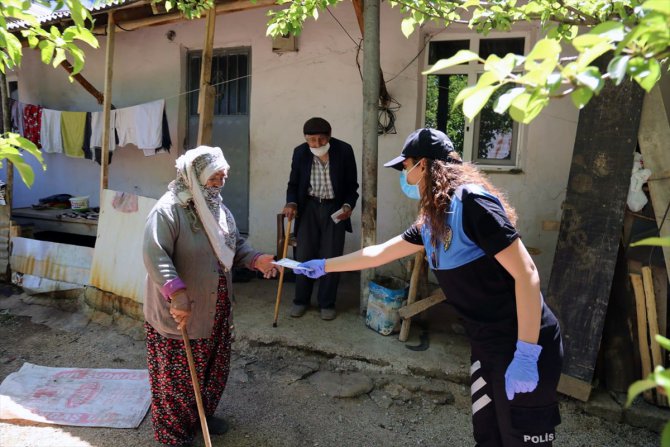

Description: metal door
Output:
[187,48,250,233]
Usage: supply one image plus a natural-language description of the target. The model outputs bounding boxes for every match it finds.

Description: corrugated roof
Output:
[7,0,139,30]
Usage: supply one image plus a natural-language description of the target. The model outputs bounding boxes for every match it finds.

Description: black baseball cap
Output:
[384,128,460,171]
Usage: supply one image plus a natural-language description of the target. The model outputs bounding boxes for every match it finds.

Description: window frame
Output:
[421,32,531,172]
[187,47,251,117]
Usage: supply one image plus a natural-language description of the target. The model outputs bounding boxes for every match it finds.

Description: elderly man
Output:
[282,117,359,320]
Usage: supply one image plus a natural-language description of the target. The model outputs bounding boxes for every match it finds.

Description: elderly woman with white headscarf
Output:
[143,146,276,447]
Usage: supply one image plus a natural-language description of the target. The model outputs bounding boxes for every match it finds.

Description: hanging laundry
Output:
[40,109,64,154]
[82,112,93,160]
[90,110,117,152]
[9,99,24,136]
[160,109,172,152]
[115,99,164,150]
[22,104,42,148]
[61,111,87,158]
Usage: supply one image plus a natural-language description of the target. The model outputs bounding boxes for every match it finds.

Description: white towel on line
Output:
[40,109,63,154]
[115,99,164,150]
[90,110,117,151]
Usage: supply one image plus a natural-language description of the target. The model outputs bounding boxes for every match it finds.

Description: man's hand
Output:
[336,204,352,221]
[169,289,192,330]
[255,254,278,279]
[282,203,297,221]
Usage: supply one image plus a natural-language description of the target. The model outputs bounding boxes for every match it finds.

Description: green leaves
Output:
[462,85,496,120]
[0,133,45,188]
[630,236,670,247]
[626,377,659,406]
[626,334,670,447]
[422,50,481,74]
[571,87,594,109]
[401,17,416,38]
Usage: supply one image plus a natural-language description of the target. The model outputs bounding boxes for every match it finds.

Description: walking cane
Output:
[180,326,213,447]
[273,216,293,327]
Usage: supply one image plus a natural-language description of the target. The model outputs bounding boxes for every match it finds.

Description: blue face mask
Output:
[399,161,421,200]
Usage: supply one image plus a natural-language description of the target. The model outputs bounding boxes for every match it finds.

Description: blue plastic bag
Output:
[365,276,408,335]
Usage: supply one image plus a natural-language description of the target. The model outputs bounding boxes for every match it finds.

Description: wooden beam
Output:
[351,0,391,106]
[358,0,381,315]
[100,11,116,195]
[92,0,277,33]
[0,72,12,208]
[557,373,592,402]
[631,272,654,402]
[398,288,445,320]
[399,250,424,342]
[643,266,669,406]
[639,86,670,309]
[196,8,216,146]
[544,56,645,398]
[59,60,105,105]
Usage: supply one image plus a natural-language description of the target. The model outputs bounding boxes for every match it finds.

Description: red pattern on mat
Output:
[145,274,232,446]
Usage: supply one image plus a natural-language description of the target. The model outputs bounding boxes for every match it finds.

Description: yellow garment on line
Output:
[61,111,86,158]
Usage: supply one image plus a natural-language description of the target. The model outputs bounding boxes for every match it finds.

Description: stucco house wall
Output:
[4,3,578,285]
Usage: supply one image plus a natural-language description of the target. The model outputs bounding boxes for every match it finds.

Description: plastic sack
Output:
[365,276,408,336]
[627,152,652,212]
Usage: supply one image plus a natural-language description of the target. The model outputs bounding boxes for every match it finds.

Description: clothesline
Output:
[9,72,253,165]
[13,98,171,166]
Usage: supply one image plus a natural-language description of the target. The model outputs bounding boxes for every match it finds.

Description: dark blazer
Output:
[286,137,359,233]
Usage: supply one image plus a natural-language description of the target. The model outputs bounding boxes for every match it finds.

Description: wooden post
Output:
[642,267,664,369]
[100,11,116,197]
[398,250,424,342]
[641,266,667,405]
[196,9,216,146]
[638,86,670,338]
[350,0,391,106]
[358,0,380,316]
[544,56,645,401]
[0,72,12,208]
[630,273,653,401]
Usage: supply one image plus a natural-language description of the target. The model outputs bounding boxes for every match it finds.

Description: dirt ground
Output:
[0,293,662,447]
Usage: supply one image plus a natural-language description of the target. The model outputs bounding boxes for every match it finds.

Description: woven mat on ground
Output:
[0,363,150,428]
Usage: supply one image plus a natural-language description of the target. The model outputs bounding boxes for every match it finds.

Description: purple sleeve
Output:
[250,253,262,271]
[160,277,186,301]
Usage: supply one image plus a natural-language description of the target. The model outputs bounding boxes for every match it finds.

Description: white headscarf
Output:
[168,146,235,270]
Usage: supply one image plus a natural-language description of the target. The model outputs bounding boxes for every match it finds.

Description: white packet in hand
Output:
[331,207,345,223]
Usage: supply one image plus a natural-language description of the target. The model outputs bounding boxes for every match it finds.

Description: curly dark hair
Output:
[414,153,518,247]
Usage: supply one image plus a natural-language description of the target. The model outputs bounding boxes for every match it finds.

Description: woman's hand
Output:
[255,254,278,279]
[169,290,192,330]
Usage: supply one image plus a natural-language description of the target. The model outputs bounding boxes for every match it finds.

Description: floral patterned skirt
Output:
[145,274,232,446]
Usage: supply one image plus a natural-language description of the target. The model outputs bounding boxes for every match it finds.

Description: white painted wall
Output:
[5,3,578,284]
[8,23,184,208]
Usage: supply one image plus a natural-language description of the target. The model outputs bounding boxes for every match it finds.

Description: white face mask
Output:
[310,143,330,157]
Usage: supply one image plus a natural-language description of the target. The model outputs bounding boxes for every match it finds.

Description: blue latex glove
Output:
[504,340,542,400]
[295,259,326,279]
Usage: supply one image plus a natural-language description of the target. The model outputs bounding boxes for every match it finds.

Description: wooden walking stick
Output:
[273,216,293,327]
[180,326,212,447]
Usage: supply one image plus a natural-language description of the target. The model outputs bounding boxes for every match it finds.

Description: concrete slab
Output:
[232,272,471,383]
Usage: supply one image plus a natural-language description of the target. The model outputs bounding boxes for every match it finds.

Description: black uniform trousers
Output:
[469,327,562,447]
[294,197,346,309]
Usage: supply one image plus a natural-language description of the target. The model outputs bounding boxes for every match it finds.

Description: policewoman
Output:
[295,128,563,446]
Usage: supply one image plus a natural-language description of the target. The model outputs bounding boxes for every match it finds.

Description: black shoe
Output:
[290,304,308,317]
[320,308,336,320]
[205,415,229,435]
